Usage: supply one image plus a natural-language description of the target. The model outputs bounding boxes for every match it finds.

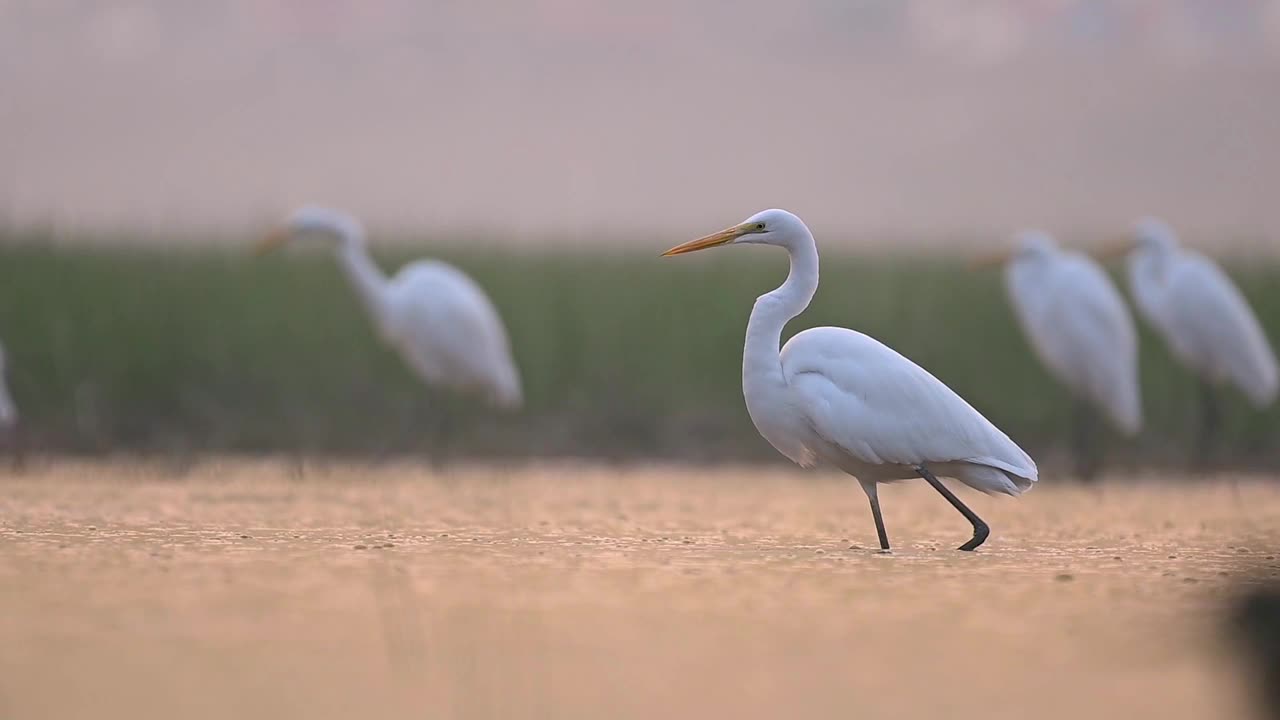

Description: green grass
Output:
[1,231,1278,467]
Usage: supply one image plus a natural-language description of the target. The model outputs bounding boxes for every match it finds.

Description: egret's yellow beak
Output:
[254,227,291,257]
[1093,237,1135,260]
[662,222,754,257]
[969,250,1010,271]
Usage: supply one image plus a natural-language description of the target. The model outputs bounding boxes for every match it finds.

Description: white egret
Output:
[0,340,16,429]
[978,231,1140,479]
[1114,218,1277,460]
[257,206,523,411]
[663,209,1037,551]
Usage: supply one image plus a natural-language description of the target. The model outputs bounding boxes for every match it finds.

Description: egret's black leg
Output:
[1197,379,1220,470]
[1071,398,1102,482]
[859,480,890,551]
[915,465,990,551]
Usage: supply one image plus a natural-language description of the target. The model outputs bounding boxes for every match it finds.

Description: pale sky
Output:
[3,1,1280,248]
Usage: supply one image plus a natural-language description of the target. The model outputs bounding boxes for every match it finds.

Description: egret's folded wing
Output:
[1040,257,1142,433]
[783,328,1037,481]
[1167,256,1278,407]
[388,261,523,406]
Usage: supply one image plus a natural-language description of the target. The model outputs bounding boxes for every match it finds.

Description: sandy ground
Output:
[1,460,1277,720]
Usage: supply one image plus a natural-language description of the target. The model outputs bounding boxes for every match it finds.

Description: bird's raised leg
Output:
[915,465,989,551]
[858,479,890,551]
[1197,379,1220,471]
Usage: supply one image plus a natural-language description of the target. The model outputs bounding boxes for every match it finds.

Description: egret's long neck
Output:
[1005,254,1056,320]
[744,235,819,386]
[333,229,394,336]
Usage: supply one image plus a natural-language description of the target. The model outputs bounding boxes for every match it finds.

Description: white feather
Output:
[1127,222,1277,408]
[275,206,523,409]
[783,327,1037,494]
[0,340,15,428]
[1004,234,1141,434]
[382,260,523,408]
[667,209,1037,549]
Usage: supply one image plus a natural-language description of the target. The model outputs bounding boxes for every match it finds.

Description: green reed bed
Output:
[1,233,1276,468]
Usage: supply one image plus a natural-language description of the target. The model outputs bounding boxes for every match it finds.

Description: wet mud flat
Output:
[1,460,1277,719]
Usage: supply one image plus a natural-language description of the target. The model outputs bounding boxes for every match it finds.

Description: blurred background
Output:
[1,0,1277,468]
[6,6,1280,720]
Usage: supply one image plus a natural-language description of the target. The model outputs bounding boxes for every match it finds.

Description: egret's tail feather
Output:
[951,462,1036,496]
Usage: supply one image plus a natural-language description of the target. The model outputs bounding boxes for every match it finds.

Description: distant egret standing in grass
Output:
[977,231,1140,479]
[0,340,16,430]
[257,207,523,449]
[1112,218,1277,462]
[663,209,1037,551]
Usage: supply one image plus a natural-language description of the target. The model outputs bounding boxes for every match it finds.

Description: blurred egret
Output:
[0,340,16,429]
[1112,218,1277,461]
[257,207,523,412]
[977,231,1140,479]
[663,209,1037,551]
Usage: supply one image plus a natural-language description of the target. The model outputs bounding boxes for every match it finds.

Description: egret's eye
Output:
[755,223,766,231]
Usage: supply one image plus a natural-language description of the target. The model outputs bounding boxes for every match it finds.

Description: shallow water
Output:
[1,460,1276,719]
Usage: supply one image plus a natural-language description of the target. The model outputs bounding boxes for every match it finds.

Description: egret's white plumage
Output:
[999,231,1142,435]
[260,206,522,409]
[664,209,1036,550]
[0,340,16,429]
[780,328,1037,494]
[1125,218,1277,409]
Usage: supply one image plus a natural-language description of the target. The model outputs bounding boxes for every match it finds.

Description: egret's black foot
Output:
[958,522,990,552]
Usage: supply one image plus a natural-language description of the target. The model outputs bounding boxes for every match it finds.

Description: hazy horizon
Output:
[4,1,1280,250]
